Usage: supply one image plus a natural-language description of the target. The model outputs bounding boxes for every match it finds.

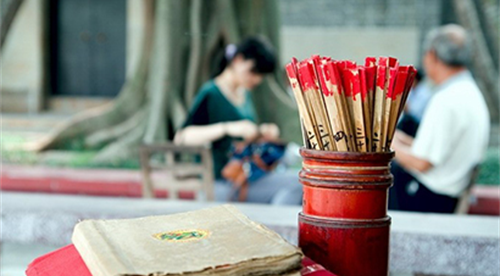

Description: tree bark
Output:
[184,0,204,107]
[247,0,302,141]
[473,0,499,69]
[0,0,24,50]
[454,0,499,123]
[85,106,148,148]
[31,0,155,151]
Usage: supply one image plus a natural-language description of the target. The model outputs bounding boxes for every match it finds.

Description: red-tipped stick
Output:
[398,66,417,117]
[365,57,377,131]
[286,59,321,150]
[359,67,372,152]
[288,56,416,153]
[297,59,336,151]
[310,56,338,151]
[326,61,356,151]
[365,57,377,67]
[346,67,368,152]
[313,57,349,151]
[381,59,399,151]
[364,66,376,125]
[334,62,356,151]
[337,61,358,150]
[372,57,389,152]
[386,66,410,150]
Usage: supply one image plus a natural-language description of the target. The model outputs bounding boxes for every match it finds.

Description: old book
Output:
[26,244,335,276]
[72,205,303,276]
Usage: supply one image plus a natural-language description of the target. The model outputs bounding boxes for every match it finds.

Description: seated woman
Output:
[174,37,302,205]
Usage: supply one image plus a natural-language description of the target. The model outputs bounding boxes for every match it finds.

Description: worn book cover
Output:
[72,205,303,276]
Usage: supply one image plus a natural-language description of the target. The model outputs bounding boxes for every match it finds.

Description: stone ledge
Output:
[1,192,499,275]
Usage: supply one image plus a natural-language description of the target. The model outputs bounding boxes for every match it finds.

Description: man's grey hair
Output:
[423,24,472,67]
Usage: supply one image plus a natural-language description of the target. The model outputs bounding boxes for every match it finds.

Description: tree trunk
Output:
[247,0,302,141]
[33,0,300,165]
[454,0,500,123]
[473,0,499,70]
[31,0,155,153]
[0,0,24,50]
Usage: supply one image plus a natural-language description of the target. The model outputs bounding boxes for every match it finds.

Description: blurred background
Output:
[0,0,499,275]
[1,0,498,162]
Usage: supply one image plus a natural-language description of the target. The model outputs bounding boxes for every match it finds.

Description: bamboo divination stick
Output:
[335,61,357,151]
[314,57,350,151]
[344,67,368,152]
[381,57,399,151]
[286,60,321,150]
[326,61,356,151]
[372,57,388,152]
[385,66,409,150]
[298,60,336,151]
[359,66,372,152]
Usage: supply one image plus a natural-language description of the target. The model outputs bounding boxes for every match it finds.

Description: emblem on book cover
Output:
[153,229,210,242]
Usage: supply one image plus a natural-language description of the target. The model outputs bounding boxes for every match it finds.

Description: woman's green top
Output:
[182,80,257,179]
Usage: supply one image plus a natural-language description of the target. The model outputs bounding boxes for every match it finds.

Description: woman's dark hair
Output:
[213,37,277,77]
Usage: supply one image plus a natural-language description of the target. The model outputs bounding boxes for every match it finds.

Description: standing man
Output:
[390,24,490,213]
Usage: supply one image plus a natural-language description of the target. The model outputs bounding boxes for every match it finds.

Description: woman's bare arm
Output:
[174,120,259,146]
[174,123,226,146]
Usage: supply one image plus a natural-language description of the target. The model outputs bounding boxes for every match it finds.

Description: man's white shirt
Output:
[410,70,490,197]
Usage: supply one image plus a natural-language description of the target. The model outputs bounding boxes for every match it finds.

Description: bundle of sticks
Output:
[286,55,417,152]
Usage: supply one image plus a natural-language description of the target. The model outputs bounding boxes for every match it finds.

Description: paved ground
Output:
[1,113,65,153]
[1,113,66,132]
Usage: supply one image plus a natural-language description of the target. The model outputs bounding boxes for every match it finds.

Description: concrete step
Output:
[48,97,111,114]
[0,164,196,199]
[1,113,66,132]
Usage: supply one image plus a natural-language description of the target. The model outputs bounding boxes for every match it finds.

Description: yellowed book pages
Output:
[72,205,302,276]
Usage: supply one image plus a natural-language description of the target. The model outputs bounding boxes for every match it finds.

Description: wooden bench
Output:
[454,165,480,214]
[139,143,214,200]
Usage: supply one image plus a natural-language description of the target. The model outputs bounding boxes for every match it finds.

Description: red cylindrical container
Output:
[298,148,394,276]
[299,213,391,276]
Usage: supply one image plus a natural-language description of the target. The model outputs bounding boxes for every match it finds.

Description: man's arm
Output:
[392,130,433,173]
[393,129,414,146]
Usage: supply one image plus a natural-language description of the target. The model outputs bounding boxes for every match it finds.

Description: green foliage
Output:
[1,132,140,170]
[1,149,39,165]
[1,133,39,164]
[59,136,87,151]
[477,147,500,185]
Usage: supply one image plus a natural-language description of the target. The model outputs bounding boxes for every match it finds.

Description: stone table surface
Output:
[1,192,499,276]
